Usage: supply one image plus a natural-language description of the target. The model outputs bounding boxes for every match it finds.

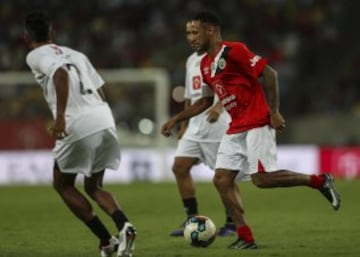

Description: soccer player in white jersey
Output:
[24,11,135,257]
[169,20,236,237]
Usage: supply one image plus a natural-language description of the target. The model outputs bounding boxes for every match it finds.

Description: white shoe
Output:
[117,222,136,257]
[100,236,119,257]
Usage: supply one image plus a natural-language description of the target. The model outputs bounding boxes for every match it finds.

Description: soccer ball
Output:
[184,215,216,247]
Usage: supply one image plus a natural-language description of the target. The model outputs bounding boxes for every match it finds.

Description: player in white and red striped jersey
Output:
[169,20,236,237]
[24,11,135,257]
[162,10,341,250]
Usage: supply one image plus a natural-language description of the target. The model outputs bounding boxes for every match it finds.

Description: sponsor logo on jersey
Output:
[222,94,237,112]
[250,55,261,67]
[212,80,227,98]
[192,75,201,90]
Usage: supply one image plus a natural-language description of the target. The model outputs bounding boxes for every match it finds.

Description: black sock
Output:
[85,216,111,246]
[225,209,234,224]
[226,216,234,224]
[183,197,198,217]
[112,210,129,231]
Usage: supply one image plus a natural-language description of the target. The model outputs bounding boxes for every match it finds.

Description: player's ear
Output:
[207,25,216,36]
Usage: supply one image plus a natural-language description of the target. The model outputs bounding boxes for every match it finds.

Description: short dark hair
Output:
[191,10,221,26]
[24,11,51,42]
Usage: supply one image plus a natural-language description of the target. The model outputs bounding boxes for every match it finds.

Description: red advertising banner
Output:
[0,120,54,150]
[319,147,360,179]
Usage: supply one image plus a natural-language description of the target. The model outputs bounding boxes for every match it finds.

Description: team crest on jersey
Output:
[213,80,227,98]
[192,75,201,90]
[218,58,226,70]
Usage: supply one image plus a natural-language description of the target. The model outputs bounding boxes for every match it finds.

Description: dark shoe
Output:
[228,238,258,249]
[170,220,187,237]
[217,223,236,237]
[170,227,184,237]
[319,173,341,210]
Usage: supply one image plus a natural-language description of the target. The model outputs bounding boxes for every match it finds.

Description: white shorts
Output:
[174,138,220,169]
[215,125,278,181]
[53,128,121,177]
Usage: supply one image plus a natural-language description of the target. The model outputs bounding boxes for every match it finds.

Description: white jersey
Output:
[182,52,229,142]
[26,43,115,143]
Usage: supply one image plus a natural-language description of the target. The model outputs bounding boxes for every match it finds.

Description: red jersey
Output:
[200,41,270,134]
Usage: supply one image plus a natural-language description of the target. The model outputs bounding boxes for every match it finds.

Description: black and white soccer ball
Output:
[183,215,216,247]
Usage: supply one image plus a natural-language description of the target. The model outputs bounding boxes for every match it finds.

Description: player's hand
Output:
[161,118,177,137]
[270,111,286,132]
[206,108,220,123]
[51,115,68,140]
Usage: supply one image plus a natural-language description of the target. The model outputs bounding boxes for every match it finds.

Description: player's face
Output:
[186,22,197,50]
[186,21,210,53]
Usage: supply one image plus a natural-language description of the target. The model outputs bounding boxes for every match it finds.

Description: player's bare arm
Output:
[262,65,285,131]
[53,67,69,139]
[161,96,214,137]
[177,99,191,139]
[206,100,223,123]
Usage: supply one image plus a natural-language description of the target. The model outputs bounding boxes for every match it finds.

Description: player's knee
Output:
[172,162,191,177]
[213,172,229,192]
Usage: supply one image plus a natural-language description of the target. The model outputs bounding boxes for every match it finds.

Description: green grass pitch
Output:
[0,180,359,257]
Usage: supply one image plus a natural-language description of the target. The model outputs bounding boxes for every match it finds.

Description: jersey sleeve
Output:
[38,54,68,78]
[184,57,191,99]
[26,51,66,78]
[235,43,268,78]
[199,60,214,97]
[83,55,104,89]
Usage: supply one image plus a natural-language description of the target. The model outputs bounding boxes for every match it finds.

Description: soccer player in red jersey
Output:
[161,10,341,249]
[169,20,235,237]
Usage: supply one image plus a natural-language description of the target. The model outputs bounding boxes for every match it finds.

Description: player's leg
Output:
[201,141,235,236]
[247,126,340,210]
[217,183,238,236]
[251,170,340,210]
[213,134,258,249]
[84,170,131,230]
[213,169,257,249]
[84,171,135,257]
[53,163,113,249]
[170,156,199,236]
[92,128,136,257]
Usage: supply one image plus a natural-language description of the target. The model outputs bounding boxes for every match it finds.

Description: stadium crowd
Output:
[0,0,358,145]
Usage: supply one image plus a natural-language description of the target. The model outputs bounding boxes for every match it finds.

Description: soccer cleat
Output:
[100,236,119,257]
[217,223,236,237]
[228,238,258,249]
[170,227,184,237]
[117,222,136,257]
[319,173,341,210]
[169,220,187,237]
